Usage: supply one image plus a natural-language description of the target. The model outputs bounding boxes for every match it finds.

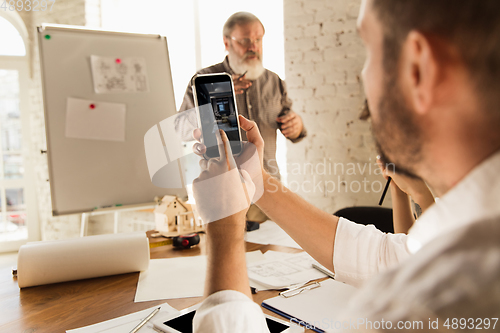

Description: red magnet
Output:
[89,104,95,109]
[115,58,122,64]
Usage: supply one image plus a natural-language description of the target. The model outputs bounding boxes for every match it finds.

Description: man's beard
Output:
[371,70,423,179]
[227,47,265,80]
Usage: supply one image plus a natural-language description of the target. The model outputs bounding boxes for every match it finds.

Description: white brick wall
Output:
[284,0,390,214]
[85,0,102,28]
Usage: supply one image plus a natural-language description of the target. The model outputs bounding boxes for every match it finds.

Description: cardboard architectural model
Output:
[154,195,204,237]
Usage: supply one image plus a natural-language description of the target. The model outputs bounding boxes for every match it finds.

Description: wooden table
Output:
[0,232,313,333]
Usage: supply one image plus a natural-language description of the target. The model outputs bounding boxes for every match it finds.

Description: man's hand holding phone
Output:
[192,116,265,225]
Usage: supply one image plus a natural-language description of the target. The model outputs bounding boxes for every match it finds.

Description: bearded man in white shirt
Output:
[190,0,500,331]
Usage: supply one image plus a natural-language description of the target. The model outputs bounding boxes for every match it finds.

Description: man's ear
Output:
[401,31,438,116]
[223,36,230,52]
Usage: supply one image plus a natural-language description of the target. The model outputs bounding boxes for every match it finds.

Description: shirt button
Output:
[248,104,252,109]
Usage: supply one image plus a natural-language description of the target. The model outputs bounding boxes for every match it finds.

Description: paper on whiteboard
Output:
[90,55,149,93]
[65,97,126,142]
[66,302,178,333]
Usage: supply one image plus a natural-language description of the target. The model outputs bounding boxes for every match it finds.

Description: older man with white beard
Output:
[178,12,306,222]
[179,14,304,198]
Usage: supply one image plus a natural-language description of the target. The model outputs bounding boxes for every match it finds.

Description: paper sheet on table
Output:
[90,55,149,93]
[66,97,126,142]
[66,302,178,333]
[247,251,326,289]
[134,251,266,302]
[263,250,296,260]
[17,232,149,288]
[249,278,273,292]
[246,251,273,292]
[245,221,302,249]
[250,251,297,292]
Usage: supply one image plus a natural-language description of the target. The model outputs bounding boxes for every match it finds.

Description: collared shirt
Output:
[338,216,500,332]
[192,150,500,332]
[334,150,500,330]
[178,56,307,178]
[334,150,500,287]
[193,290,270,333]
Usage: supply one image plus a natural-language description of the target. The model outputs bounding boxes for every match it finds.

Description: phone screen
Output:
[163,310,195,333]
[265,317,290,332]
[163,311,289,333]
[194,74,242,158]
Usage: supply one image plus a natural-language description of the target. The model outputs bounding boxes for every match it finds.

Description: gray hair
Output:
[223,12,265,37]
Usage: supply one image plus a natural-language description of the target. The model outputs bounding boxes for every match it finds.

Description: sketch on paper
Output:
[247,252,326,289]
[90,55,150,93]
[248,262,300,278]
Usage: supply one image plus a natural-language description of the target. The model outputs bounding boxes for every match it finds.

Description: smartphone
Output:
[192,73,242,159]
[153,305,296,333]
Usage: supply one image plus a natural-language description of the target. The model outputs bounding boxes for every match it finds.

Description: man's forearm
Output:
[256,173,338,272]
[390,184,415,234]
[204,215,252,299]
[411,190,435,214]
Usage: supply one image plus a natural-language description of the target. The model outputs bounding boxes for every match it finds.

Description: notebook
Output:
[262,279,357,333]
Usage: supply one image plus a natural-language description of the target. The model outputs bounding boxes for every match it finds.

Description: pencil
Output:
[129,307,160,333]
[237,70,248,80]
[312,263,335,279]
[378,177,392,206]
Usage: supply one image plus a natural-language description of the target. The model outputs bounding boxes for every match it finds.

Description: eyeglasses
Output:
[230,36,263,48]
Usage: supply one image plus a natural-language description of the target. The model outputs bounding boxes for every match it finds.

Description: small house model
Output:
[154,195,204,237]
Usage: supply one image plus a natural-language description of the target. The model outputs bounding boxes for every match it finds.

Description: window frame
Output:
[0,11,40,253]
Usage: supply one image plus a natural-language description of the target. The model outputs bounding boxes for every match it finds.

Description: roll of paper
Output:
[17,232,150,288]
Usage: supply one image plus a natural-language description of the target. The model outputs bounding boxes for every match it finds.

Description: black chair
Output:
[334,206,394,233]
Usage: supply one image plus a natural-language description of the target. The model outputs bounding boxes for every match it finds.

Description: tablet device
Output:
[153,304,296,332]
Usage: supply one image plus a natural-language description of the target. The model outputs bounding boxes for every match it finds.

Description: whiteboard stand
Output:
[79,203,156,237]
[113,211,119,234]
[79,212,117,237]
[80,213,89,237]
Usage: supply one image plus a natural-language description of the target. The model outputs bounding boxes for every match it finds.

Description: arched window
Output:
[0,16,26,56]
[0,12,39,252]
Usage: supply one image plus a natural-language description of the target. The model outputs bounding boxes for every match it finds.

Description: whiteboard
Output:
[38,25,186,216]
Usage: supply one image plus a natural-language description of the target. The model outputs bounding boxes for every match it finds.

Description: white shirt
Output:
[334,150,500,286]
[193,290,269,333]
[331,151,500,332]
[333,218,410,287]
[337,216,500,332]
[193,150,500,333]
[406,150,500,253]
